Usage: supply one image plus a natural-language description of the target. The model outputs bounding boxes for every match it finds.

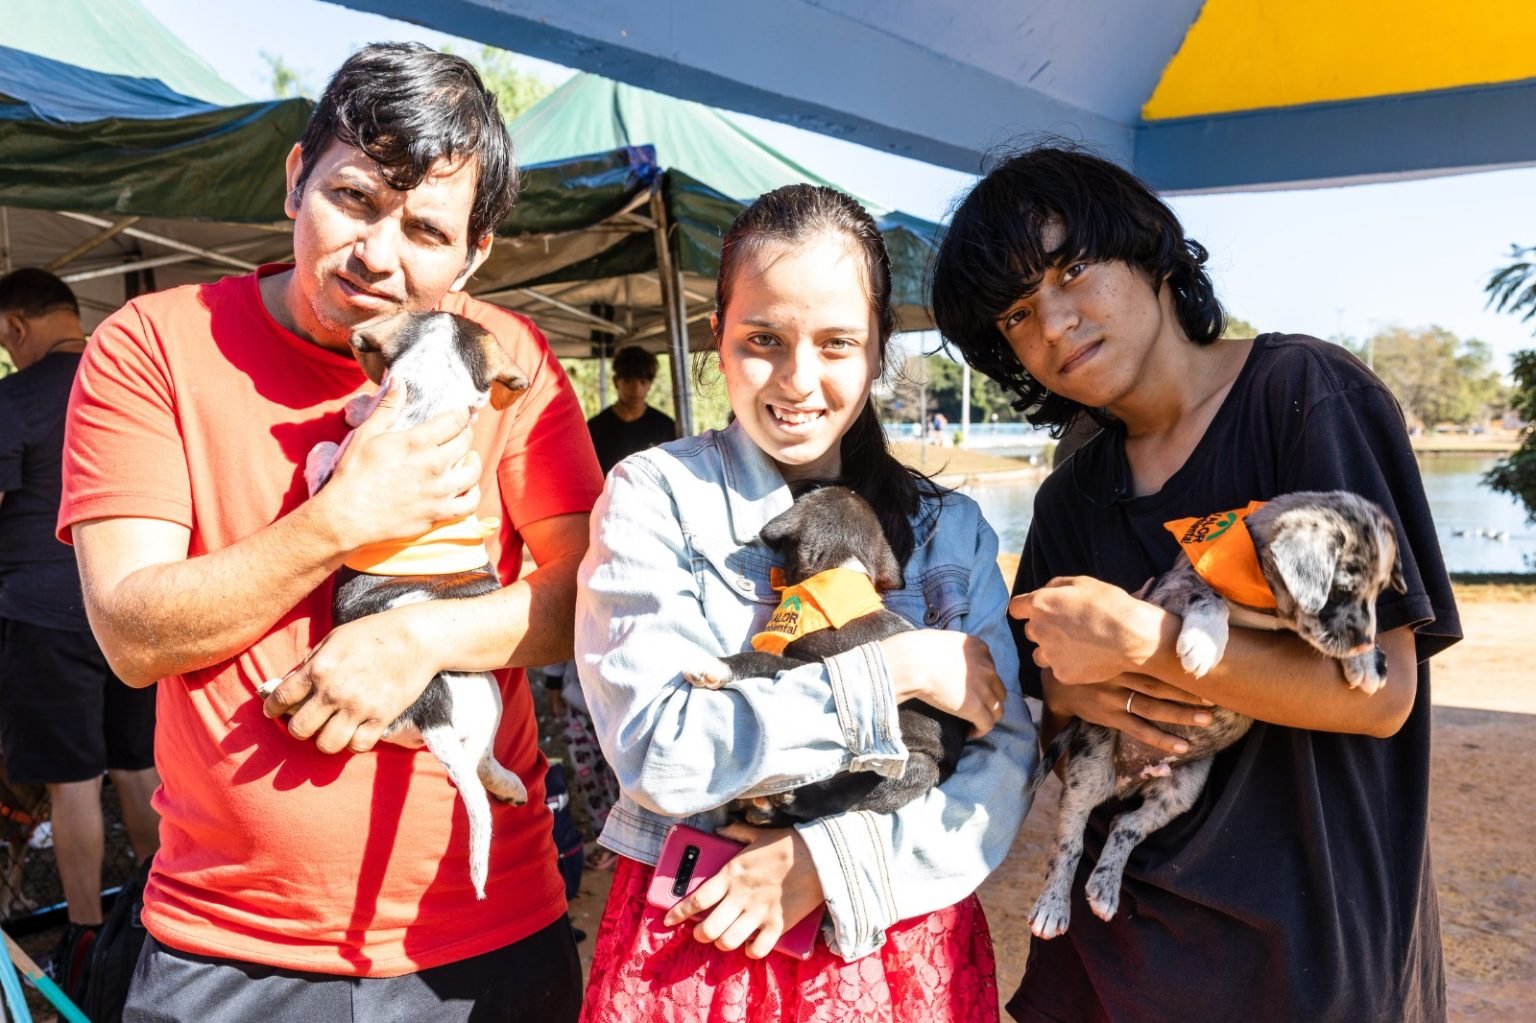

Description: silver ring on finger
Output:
[1125,692,1136,715]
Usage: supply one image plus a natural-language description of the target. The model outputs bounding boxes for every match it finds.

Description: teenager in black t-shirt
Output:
[585,344,677,476]
[931,147,1459,1023]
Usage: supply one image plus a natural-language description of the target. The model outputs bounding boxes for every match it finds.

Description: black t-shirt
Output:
[1008,334,1460,1023]
[0,352,88,630]
[586,404,676,475]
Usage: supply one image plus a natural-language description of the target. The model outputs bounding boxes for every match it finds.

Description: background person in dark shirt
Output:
[931,147,1459,1022]
[0,269,160,996]
[584,344,676,475]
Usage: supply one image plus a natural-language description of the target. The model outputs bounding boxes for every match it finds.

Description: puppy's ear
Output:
[1389,549,1408,595]
[759,505,800,550]
[348,330,389,385]
[1263,521,1339,615]
[478,328,530,411]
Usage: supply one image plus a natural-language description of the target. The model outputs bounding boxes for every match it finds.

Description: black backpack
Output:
[80,856,153,1023]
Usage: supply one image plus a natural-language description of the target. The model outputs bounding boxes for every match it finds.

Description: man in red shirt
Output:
[60,44,601,1021]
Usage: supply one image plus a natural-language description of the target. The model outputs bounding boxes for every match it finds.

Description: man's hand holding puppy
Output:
[311,377,484,553]
[261,379,485,754]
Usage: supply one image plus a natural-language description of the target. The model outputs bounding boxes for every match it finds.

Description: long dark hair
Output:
[930,143,1225,434]
[295,42,517,249]
[710,184,937,565]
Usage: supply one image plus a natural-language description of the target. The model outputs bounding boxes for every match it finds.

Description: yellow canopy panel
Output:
[1144,0,1536,121]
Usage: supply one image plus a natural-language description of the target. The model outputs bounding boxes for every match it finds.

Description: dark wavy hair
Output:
[709,184,938,565]
[930,143,1225,434]
[295,42,517,248]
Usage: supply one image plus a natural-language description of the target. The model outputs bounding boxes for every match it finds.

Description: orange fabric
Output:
[750,567,886,655]
[58,266,603,977]
[1163,501,1277,609]
[345,515,498,575]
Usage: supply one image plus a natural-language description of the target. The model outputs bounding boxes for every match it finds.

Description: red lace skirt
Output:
[580,855,999,1023]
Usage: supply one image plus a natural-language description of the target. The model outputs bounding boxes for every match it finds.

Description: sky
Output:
[139,0,1536,374]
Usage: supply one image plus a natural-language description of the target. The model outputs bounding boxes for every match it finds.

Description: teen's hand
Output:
[1042,668,1214,756]
[316,377,483,552]
[1010,576,1175,685]
[879,629,1007,737]
[261,603,439,754]
[662,823,824,959]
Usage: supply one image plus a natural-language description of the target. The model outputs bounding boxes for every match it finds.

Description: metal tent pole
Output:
[648,177,693,436]
[53,211,258,272]
[45,216,141,271]
[960,360,971,447]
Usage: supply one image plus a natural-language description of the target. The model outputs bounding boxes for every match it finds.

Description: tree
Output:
[262,52,311,99]
[1359,325,1505,428]
[460,45,552,122]
[1486,245,1536,522]
[1482,350,1536,524]
[1222,314,1258,339]
[1487,244,1536,329]
[922,354,1026,425]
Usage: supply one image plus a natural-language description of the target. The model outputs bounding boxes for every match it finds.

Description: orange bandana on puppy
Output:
[751,567,887,655]
[1163,501,1277,609]
[344,515,498,576]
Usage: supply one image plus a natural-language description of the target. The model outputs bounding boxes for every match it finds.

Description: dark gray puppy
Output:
[685,486,969,826]
[1028,490,1407,939]
[259,310,529,899]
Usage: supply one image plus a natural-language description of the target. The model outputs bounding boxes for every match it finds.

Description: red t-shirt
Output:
[59,266,603,977]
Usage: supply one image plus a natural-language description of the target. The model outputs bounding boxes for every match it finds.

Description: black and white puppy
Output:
[259,310,530,899]
[685,486,969,825]
[1028,490,1406,938]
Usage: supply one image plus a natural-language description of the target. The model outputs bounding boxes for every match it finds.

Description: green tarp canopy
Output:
[0,0,310,223]
[0,5,943,428]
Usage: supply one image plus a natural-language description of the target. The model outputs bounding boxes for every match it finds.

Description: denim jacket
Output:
[574,421,1036,960]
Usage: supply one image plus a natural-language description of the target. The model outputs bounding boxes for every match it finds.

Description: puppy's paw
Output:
[742,799,777,826]
[497,774,529,806]
[1342,649,1387,695]
[1085,867,1124,922]
[343,391,377,427]
[1175,627,1223,678]
[256,678,282,699]
[1028,889,1072,940]
[304,443,339,497]
[481,761,529,805]
[684,659,734,690]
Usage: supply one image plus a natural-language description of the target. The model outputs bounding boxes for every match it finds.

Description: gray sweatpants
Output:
[122,917,582,1023]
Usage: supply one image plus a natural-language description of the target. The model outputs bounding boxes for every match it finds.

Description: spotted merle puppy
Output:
[685,486,969,826]
[260,310,529,899]
[1028,490,1406,939]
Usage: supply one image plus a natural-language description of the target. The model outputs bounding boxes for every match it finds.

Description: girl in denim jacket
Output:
[575,184,1036,1022]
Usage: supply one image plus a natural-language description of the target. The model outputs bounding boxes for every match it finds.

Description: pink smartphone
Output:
[646,823,822,960]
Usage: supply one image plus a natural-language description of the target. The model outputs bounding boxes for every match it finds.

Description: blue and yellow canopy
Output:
[1126,0,1536,190]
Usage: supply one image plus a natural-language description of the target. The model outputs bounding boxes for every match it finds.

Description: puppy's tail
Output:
[1025,718,1081,800]
[422,725,492,900]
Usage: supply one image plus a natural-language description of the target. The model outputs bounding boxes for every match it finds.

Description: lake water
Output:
[961,453,1535,575]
